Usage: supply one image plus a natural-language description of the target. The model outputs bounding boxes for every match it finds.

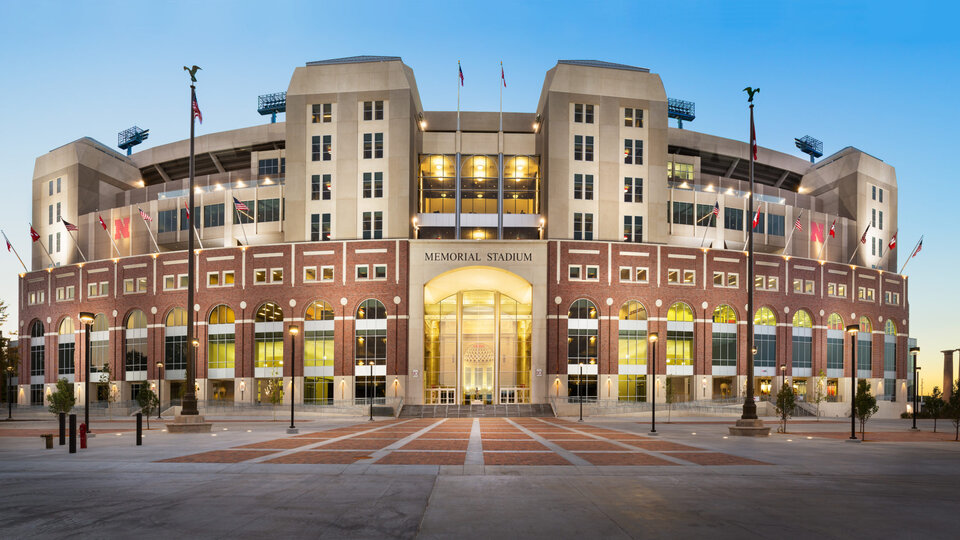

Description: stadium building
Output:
[15,56,911,417]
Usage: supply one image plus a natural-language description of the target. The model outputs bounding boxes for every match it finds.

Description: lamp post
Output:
[649,332,658,434]
[190,339,199,405]
[847,324,859,440]
[156,362,164,419]
[6,366,14,420]
[79,312,95,432]
[578,362,584,422]
[369,356,375,421]
[779,364,786,396]
[288,325,299,433]
[910,346,920,430]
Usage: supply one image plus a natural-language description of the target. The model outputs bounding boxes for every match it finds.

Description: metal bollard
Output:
[79,423,87,450]
[59,412,66,445]
[69,414,77,454]
[136,413,142,446]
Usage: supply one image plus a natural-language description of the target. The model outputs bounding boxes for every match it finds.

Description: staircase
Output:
[398,403,554,418]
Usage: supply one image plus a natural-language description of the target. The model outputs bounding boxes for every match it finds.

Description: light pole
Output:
[910,346,920,430]
[369,356,375,421]
[156,362,164,419]
[780,364,786,396]
[79,312,95,432]
[578,362,584,422]
[847,324,859,440]
[288,325,299,433]
[649,332,658,434]
[5,366,14,420]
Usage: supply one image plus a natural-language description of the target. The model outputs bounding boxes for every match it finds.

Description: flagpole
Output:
[783,211,802,254]
[457,61,461,133]
[64,224,87,262]
[236,206,251,246]
[847,224,869,264]
[741,98,758,422]
[139,211,161,254]
[182,78,200,417]
[30,223,56,266]
[499,61,503,133]
[100,215,121,258]
[2,230,28,272]
[899,236,922,274]
[816,216,829,261]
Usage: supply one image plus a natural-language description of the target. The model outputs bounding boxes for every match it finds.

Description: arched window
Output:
[791,310,813,371]
[124,310,148,374]
[255,302,284,372]
[58,317,76,377]
[30,320,45,381]
[884,320,896,335]
[753,307,777,368]
[304,300,335,404]
[857,316,872,375]
[618,301,647,402]
[355,299,387,402]
[568,299,598,400]
[90,314,109,375]
[712,305,737,369]
[164,308,187,372]
[826,313,844,372]
[666,302,694,367]
[208,305,236,373]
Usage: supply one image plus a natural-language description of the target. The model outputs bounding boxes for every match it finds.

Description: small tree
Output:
[47,378,76,415]
[923,387,945,433]
[263,378,283,420]
[137,386,159,429]
[947,379,960,442]
[813,370,827,421]
[854,379,879,441]
[775,382,796,433]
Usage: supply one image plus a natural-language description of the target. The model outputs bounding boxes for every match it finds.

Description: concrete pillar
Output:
[943,350,955,400]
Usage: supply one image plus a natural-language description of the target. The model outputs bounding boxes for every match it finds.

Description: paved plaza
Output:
[1,414,957,539]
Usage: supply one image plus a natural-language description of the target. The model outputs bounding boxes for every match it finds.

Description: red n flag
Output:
[752,206,761,230]
[888,232,897,250]
[30,226,40,242]
[501,62,506,87]
[828,219,836,238]
[98,215,108,231]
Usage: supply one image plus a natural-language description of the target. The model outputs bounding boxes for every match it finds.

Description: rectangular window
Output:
[49,180,53,196]
[872,209,876,227]
[574,174,582,199]
[585,265,599,280]
[223,271,234,286]
[158,209,177,233]
[49,205,53,225]
[624,139,643,165]
[362,172,384,198]
[568,265,581,280]
[727,273,739,288]
[767,276,779,291]
[672,202,694,225]
[257,158,280,176]
[254,269,267,284]
[363,100,384,121]
[620,267,633,282]
[804,280,814,294]
[768,214,785,236]
[312,103,332,123]
[310,214,320,241]
[636,267,648,283]
[624,108,643,128]
[310,175,322,200]
[714,271,724,286]
[584,136,594,161]
[271,268,283,283]
[622,216,642,243]
[257,199,281,223]
[356,265,369,280]
[321,266,334,281]
[683,270,695,285]
[696,204,717,227]
[311,136,321,161]
[793,278,802,293]
[838,284,847,297]
[56,233,61,252]
[573,174,593,200]
[207,272,220,287]
[574,135,583,161]
[623,178,633,202]
[322,213,331,241]
[163,274,187,291]
[322,135,332,160]
[879,211,883,230]
[724,207,744,231]
[373,264,387,280]
[667,269,679,284]
[871,185,876,200]
[303,266,317,282]
[574,103,594,123]
[879,189,883,203]
[203,203,224,228]
[56,202,61,222]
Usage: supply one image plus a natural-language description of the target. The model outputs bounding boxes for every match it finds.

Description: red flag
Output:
[192,90,203,124]
[888,232,897,250]
[5,234,11,252]
[752,206,761,230]
[501,62,506,87]
[139,208,152,222]
[183,201,190,219]
[458,62,464,86]
[30,226,40,242]
[860,225,869,244]
[829,219,836,238]
[61,218,79,232]
[750,109,758,160]
[98,215,108,231]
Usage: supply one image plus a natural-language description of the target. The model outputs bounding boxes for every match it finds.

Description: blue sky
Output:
[0,0,957,392]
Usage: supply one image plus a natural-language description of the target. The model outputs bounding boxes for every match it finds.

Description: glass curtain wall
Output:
[499,295,532,404]
[502,156,539,215]
[124,310,147,374]
[90,314,109,376]
[567,299,598,401]
[164,308,187,372]
[208,305,236,373]
[58,318,75,378]
[304,300,334,405]
[618,301,647,402]
[419,155,456,214]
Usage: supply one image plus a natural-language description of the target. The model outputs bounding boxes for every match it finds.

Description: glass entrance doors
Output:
[424,289,531,405]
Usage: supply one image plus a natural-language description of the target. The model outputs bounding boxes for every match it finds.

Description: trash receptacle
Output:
[42,434,53,449]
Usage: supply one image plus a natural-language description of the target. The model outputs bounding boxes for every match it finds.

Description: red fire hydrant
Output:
[79,423,87,449]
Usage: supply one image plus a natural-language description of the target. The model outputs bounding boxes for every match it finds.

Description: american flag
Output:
[458,61,464,86]
[138,208,152,222]
[233,197,249,213]
[192,90,203,124]
[713,201,720,216]
[912,237,923,257]
[794,212,803,231]
[61,218,79,232]
[860,225,869,244]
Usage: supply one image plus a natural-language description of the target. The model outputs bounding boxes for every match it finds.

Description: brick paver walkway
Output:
[157,416,774,468]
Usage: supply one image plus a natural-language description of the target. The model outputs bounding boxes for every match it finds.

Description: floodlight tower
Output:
[794,135,823,163]
[118,126,149,156]
[667,98,695,129]
[258,92,287,123]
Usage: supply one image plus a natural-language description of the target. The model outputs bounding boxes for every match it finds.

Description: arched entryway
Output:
[423,267,532,405]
